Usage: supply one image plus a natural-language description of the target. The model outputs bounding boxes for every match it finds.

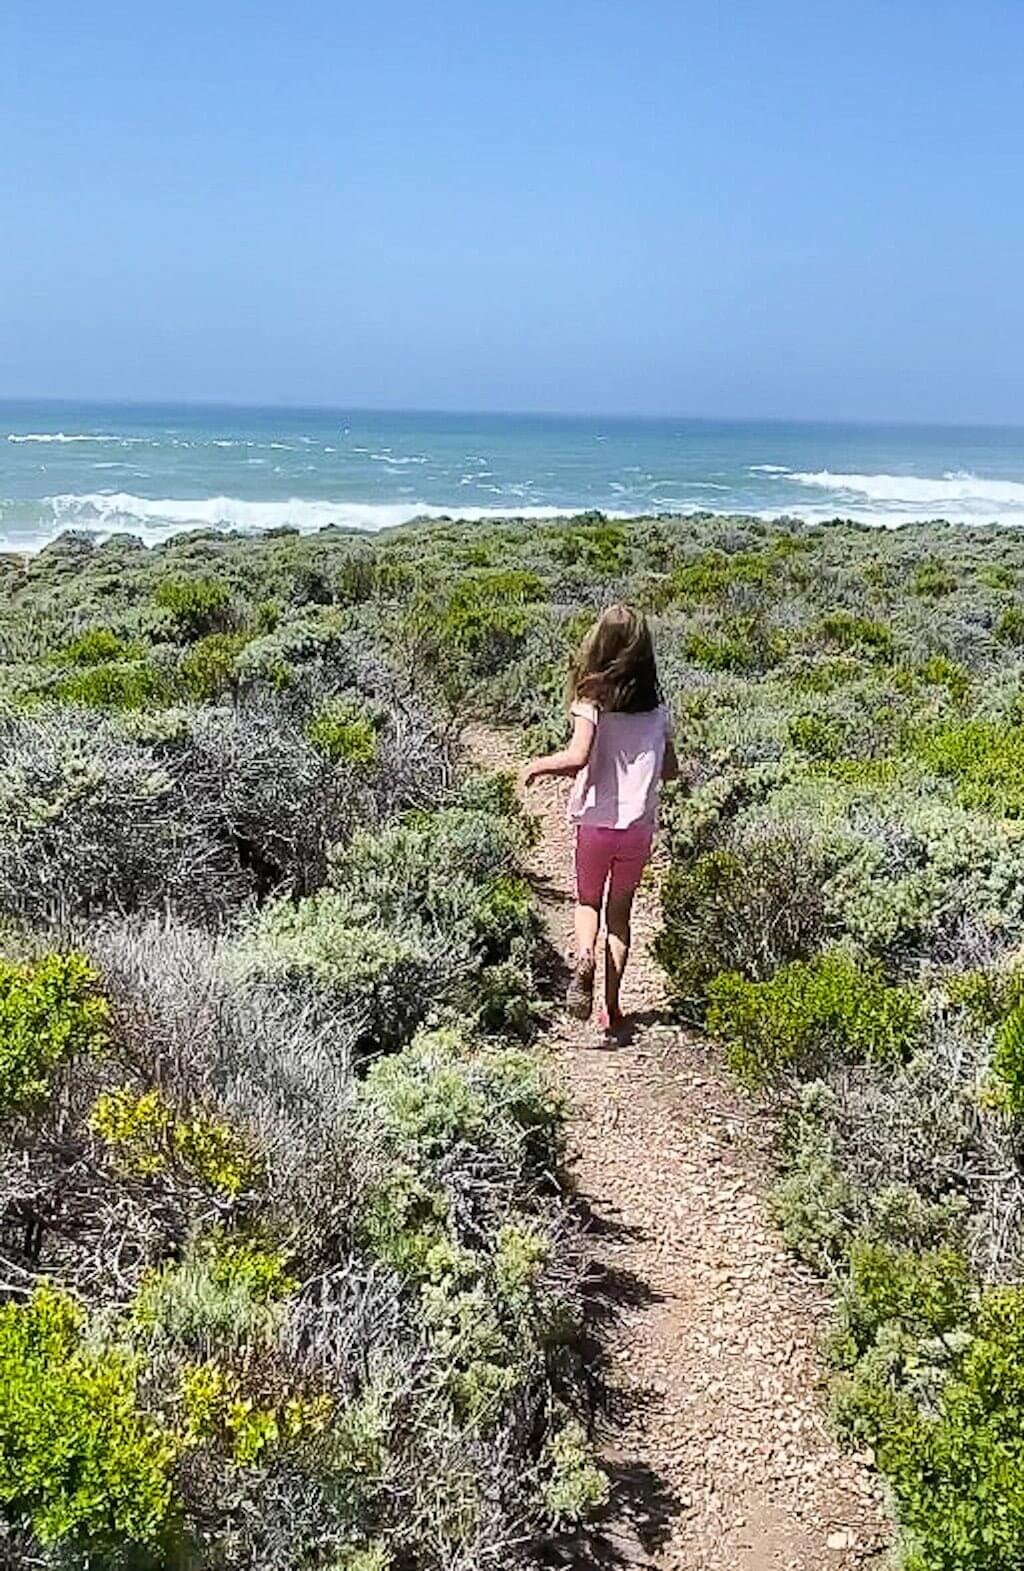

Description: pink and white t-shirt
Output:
[566,701,673,830]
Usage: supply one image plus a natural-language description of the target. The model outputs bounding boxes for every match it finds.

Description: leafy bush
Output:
[656,827,828,1009]
[406,569,544,696]
[540,1420,610,1523]
[683,615,786,673]
[706,951,922,1086]
[989,998,1024,1115]
[668,548,774,603]
[0,952,109,1110]
[235,890,439,1048]
[0,707,251,921]
[51,657,173,710]
[994,604,1024,647]
[835,1239,973,1358]
[917,720,1024,816]
[307,697,379,767]
[834,1281,1024,1570]
[154,575,233,639]
[52,627,129,666]
[770,1098,858,1270]
[328,803,534,972]
[911,559,956,599]
[787,710,851,760]
[179,631,249,701]
[0,1287,178,1559]
[817,611,895,662]
[549,521,629,575]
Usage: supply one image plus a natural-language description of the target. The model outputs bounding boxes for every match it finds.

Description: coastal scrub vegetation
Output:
[6,507,1024,1565]
[0,523,590,1569]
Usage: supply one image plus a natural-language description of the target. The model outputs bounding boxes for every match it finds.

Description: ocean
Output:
[2,400,1024,552]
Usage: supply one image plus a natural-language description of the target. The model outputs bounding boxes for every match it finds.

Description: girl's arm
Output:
[662,738,680,781]
[522,713,595,785]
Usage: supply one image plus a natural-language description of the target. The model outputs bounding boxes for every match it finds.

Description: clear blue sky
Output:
[2,0,1022,422]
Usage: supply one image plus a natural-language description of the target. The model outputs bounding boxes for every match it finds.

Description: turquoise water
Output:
[2,400,1024,550]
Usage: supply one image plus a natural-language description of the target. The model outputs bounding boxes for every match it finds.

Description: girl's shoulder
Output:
[569,698,600,725]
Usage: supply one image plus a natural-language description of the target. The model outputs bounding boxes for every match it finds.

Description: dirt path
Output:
[469,727,889,1571]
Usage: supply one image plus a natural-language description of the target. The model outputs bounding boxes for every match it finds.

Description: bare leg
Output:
[604,887,636,1021]
[574,900,600,963]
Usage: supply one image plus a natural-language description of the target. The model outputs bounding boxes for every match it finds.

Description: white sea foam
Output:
[791,468,1024,511]
[3,491,627,551]
[8,431,135,445]
[749,463,791,474]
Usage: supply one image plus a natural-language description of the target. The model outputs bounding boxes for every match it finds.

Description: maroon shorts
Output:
[574,823,654,907]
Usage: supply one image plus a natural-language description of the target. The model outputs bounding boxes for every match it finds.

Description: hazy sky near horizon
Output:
[3,1,1023,423]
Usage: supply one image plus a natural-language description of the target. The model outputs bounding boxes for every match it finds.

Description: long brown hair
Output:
[570,603,662,713]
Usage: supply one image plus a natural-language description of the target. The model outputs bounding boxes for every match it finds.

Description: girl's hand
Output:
[521,760,541,789]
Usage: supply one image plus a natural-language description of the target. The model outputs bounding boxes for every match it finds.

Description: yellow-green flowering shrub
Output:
[917,720,1024,817]
[0,951,109,1111]
[89,1086,260,1196]
[51,627,129,666]
[0,1287,178,1558]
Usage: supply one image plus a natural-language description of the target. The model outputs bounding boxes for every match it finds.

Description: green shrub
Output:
[994,604,1024,647]
[362,1028,486,1156]
[407,569,544,690]
[787,711,851,760]
[0,952,109,1111]
[835,1282,1024,1570]
[771,1109,857,1270]
[706,951,921,1085]
[918,653,969,702]
[154,576,233,639]
[917,720,1024,816]
[0,1286,178,1558]
[356,1164,453,1279]
[236,889,436,1046]
[669,548,773,603]
[52,657,173,710]
[988,998,1024,1114]
[307,697,379,767]
[52,627,129,666]
[979,564,1017,590]
[335,551,380,606]
[683,615,786,672]
[361,1028,562,1169]
[836,1239,973,1359]
[911,559,956,599]
[549,522,629,574]
[179,631,249,701]
[330,805,528,960]
[540,1419,610,1523]
[133,1236,295,1343]
[788,656,861,693]
[656,832,827,1009]
[817,611,894,662]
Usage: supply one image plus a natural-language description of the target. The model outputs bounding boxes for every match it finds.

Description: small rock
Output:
[827,1528,856,1551]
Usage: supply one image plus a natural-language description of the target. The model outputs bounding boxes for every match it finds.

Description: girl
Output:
[523,604,677,1033]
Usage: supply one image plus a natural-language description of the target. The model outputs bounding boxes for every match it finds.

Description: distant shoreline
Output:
[5,507,1024,565]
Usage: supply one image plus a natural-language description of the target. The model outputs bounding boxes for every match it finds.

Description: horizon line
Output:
[0,393,1023,435]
